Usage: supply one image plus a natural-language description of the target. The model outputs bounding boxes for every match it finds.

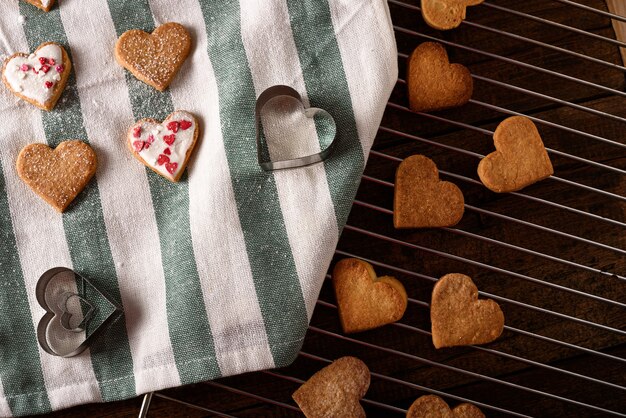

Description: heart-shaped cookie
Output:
[431,273,504,348]
[422,0,485,30]
[407,42,472,112]
[293,356,370,418]
[394,155,465,229]
[36,267,123,357]
[333,258,408,334]
[115,22,191,91]
[478,116,553,193]
[2,42,71,111]
[16,140,97,213]
[127,110,199,182]
[22,0,55,12]
[407,395,485,418]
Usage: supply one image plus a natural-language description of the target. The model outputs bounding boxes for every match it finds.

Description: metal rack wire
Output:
[135,1,625,416]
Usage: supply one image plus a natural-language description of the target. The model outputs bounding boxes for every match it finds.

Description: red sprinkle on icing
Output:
[180,120,192,130]
[39,57,47,65]
[147,134,155,144]
[167,121,179,133]
[49,58,56,65]
[144,142,150,149]
[157,154,170,166]
[44,81,54,89]
[32,67,38,74]
[132,141,145,152]
[163,148,171,155]
[20,64,29,72]
[132,126,142,138]
[165,162,178,175]
[40,65,50,74]
[56,65,65,73]
[163,134,176,146]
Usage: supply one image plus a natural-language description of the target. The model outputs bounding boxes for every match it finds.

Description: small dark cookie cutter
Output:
[36,267,123,357]
[255,85,337,171]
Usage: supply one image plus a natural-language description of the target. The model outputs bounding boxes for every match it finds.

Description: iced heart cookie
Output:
[2,42,71,111]
[333,258,408,334]
[128,110,199,182]
[407,42,472,112]
[478,116,553,193]
[422,0,485,31]
[431,274,504,349]
[293,356,370,418]
[407,395,485,418]
[394,155,464,229]
[16,141,97,213]
[115,22,191,91]
[22,0,55,12]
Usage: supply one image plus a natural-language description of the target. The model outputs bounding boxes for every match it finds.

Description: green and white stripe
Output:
[0,0,396,414]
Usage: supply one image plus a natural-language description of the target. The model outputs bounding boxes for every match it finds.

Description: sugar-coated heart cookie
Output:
[431,273,504,349]
[22,0,55,12]
[407,395,485,418]
[16,141,97,213]
[407,42,473,112]
[478,116,553,193]
[394,155,465,229]
[333,258,408,334]
[2,42,71,111]
[292,356,370,418]
[128,110,199,182]
[115,22,191,91]
[422,0,485,31]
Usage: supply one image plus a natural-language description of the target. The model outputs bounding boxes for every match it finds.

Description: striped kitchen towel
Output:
[0,0,397,415]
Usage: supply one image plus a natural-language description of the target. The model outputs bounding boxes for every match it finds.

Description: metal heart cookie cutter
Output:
[36,267,123,357]
[255,85,338,171]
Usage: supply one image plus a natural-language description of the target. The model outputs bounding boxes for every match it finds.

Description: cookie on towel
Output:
[22,0,55,12]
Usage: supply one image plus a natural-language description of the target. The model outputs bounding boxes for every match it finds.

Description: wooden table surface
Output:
[34,0,626,417]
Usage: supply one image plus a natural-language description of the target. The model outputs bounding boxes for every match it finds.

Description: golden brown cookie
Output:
[407,395,485,418]
[127,110,199,182]
[407,42,473,112]
[2,42,71,111]
[293,356,370,418]
[16,141,97,213]
[422,0,485,31]
[478,116,553,193]
[431,273,504,349]
[115,22,191,91]
[394,155,465,229]
[333,258,408,334]
[22,0,55,12]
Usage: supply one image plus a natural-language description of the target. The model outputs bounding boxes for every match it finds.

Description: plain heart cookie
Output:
[292,356,370,418]
[128,110,199,182]
[2,42,71,111]
[422,0,485,30]
[115,22,191,91]
[407,42,473,112]
[478,116,554,193]
[22,0,55,12]
[407,395,485,418]
[333,258,408,334]
[431,273,504,349]
[394,155,465,229]
[16,141,97,213]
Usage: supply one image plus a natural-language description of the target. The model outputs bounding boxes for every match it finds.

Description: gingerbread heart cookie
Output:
[115,22,191,91]
[22,0,55,12]
[2,42,71,111]
[333,258,408,334]
[128,110,199,182]
[422,0,485,31]
[431,273,504,348]
[293,356,370,418]
[407,395,485,418]
[478,116,553,193]
[394,155,465,229]
[407,42,473,112]
[16,141,97,213]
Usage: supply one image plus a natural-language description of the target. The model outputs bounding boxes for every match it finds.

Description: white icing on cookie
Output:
[4,44,64,106]
[41,0,51,6]
[130,111,196,180]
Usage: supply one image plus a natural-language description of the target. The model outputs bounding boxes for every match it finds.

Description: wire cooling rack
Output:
[126,1,626,417]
